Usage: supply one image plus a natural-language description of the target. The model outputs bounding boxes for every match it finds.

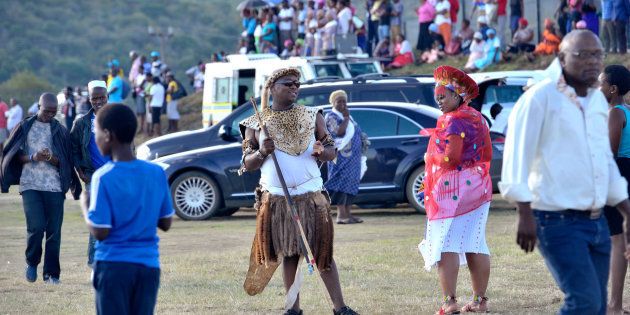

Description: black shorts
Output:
[93,261,160,314]
[151,106,161,124]
[604,157,630,236]
[329,190,355,206]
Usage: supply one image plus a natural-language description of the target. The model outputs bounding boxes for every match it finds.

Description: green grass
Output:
[1,192,628,314]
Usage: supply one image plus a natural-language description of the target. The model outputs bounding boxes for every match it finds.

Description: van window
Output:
[484,85,524,105]
[314,64,344,78]
[214,78,230,103]
[347,63,378,77]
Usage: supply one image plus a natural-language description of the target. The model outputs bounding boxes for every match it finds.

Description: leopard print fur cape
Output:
[239,105,319,156]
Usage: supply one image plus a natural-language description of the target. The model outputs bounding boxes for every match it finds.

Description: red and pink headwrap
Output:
[433,65,479,105]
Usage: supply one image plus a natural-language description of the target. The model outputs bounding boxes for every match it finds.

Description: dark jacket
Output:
[70,108,96,177]
[0,116,81,199]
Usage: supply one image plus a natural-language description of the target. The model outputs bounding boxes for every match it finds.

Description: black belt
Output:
[565,208,602,220]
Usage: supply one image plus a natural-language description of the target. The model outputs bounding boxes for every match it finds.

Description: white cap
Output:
[473,32,483,39]
[87,80,107,94]
[308,19,318,29]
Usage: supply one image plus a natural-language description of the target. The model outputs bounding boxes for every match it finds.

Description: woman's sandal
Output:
[460,295,489,313]
[435,296,460,315]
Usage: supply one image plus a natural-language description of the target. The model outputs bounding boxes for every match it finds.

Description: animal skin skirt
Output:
[244,189,334,296]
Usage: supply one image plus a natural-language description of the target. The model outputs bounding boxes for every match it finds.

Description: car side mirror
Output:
[218,125,234,141]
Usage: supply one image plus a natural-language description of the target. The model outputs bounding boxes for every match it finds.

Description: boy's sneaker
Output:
[333,306,359,315]
[25,265,37,282]
[43,274,61,285]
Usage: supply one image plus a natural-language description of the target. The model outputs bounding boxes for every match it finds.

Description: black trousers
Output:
[22,190,65,278]
[93,261,161,315]
[614,20,628,54]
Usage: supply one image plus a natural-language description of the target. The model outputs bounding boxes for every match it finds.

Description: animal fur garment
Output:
[244,189,334,295]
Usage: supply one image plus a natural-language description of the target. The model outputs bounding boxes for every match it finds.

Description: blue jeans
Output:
[22,190,65,278]
[93,261,160,315]
[534,210,611,315]
[378,25,390,42]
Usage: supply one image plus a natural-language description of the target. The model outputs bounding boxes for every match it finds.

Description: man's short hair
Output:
[96,104,137,143]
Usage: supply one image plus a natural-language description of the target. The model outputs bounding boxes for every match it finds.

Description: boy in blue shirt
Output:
[81,104,173,315]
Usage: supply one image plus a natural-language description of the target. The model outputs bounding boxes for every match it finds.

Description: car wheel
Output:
[171,171,222,220]
[405,165,426,214]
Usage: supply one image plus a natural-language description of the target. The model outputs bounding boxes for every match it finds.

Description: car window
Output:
[297,91,331,107]
[357,89,407,102]
[229,106,255,137]
[313,64,344,78]
[346,63,378,77]
[398,116,421,135]
[483,85,524,105]
[350,109,397,137]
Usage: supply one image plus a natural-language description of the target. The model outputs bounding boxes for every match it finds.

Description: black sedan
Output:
[152,102,504,220]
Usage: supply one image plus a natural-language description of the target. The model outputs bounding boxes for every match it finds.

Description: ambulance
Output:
[201,54,382,127]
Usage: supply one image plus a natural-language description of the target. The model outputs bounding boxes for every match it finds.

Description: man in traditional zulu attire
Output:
[239,68,358,315]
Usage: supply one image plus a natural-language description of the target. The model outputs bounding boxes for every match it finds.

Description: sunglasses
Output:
[276,81,300,88]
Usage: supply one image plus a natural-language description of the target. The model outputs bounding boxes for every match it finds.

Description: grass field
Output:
[1,191,628,314]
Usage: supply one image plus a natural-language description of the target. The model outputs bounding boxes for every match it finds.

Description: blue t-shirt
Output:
[87,160,174,268]
[89,114,109,169]
[107,76,124,103]
[243,17,257,35]
[262,22,277,42]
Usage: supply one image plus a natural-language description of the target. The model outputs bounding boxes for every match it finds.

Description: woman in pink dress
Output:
[419,66,493,314]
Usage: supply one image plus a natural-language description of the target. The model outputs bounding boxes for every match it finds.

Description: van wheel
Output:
[405,166,426,214]
[171,171,222,220]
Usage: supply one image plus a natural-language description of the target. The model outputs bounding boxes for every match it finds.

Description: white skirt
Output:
[418,202,491,271]
[166,100,180,119]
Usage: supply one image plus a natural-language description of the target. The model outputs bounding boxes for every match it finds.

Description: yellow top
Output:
[166,81,178,102]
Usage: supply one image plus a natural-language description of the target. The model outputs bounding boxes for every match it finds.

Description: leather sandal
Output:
[436,296,460,315]
[460,295,489,313]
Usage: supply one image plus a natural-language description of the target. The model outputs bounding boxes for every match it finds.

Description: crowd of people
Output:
[236,0,630,73]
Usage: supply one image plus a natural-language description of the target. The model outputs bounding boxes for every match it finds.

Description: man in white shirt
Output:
[148,76,165,136]
[6,98,24,132]
[500,30,630,315]
[278,0,295,50]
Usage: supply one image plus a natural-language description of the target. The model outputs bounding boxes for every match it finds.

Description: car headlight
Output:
[153,161,170,171]
[137,144,151,160]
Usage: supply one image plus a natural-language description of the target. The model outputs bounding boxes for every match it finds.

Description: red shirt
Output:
[497,0,507,16]
[0,102,8,129]
[449,0,459,23]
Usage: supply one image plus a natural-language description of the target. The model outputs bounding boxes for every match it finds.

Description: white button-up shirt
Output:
[499,59,628,211]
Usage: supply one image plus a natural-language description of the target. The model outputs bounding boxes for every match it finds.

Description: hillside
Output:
[0,0,241,95]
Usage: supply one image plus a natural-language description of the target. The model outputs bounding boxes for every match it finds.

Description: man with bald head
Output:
[0,93,80,284]
[71,80,111,268]
[500,30,630,314]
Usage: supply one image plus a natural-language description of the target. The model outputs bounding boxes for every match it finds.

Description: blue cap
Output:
[111,59,120,67]
[143,63,151,74]
[106,61,112,68]
[150,51,160,57]
[429,23,438,33]
[486,28,496,36]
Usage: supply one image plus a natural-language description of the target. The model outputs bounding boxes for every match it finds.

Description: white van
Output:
[201,54,382,127]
